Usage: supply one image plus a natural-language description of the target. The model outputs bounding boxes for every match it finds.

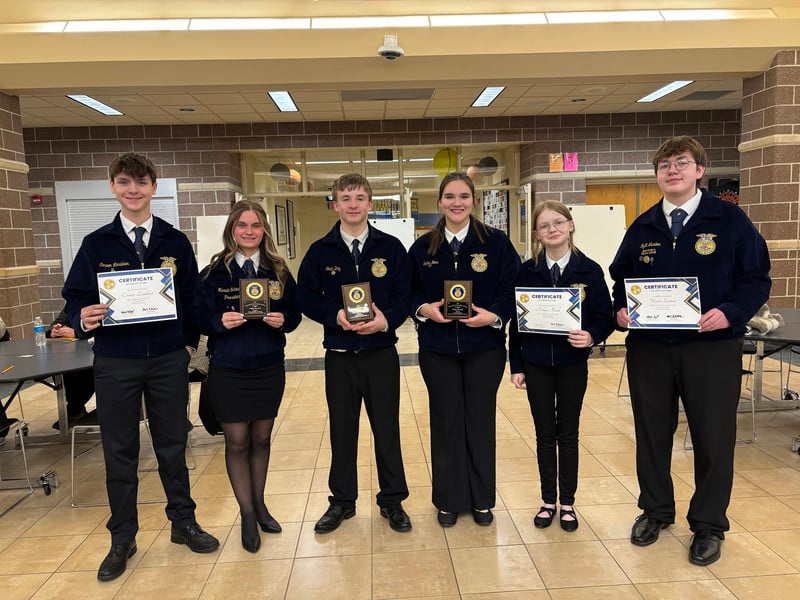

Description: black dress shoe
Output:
[689,531,722,566]
[472,509,493,526]
[380,504,412,532]
[241,513,261,553]
[314,504,356,533]
[170,523,220,553]
[534,506,556,529]
[630,513,670,547]
[437,510,457,527]
[559,507,579,532]
[97,541,136,582]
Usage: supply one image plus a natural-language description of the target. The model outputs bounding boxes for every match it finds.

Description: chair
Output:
[0,418,34,516]
[782,345,800,402]
[616,357,629,397]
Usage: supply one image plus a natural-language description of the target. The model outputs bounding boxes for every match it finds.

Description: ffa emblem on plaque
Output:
[160,256,177,274]
[103,279,116,290]
[349,286,365,302]
[371,258,388,278]
[695,234,717,256]
[470,254,488,273]
[268,280,283,300]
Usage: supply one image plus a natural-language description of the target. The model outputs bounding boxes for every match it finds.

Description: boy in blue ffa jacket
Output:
[296,173,412,534]
[62,153,219,583]
[610,136,770,567]
[509,200,614,533]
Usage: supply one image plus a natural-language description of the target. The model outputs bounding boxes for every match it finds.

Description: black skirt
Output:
[206,363,285,422]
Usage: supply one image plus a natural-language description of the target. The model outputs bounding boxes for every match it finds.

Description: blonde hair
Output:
[530,200,578,265]
[204,201,289,286]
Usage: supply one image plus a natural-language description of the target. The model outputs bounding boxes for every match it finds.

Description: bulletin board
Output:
[567,204,626,293]
[482,180,509,234]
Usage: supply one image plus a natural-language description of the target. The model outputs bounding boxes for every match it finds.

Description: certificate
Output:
[98,268,178,326]
[515,287,581,335]
[625,277,701,329]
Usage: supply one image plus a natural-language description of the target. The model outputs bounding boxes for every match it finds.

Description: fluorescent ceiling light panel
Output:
[268,91,299,112]
[430,13,546,27]
[660,9,776,21]
[64,19,189,32]
[312,16,429,29]
[67,95,123,115]
[472,87,505,107]
[637,80,693,103]
[0,22,66,32]
[189,18,310,30]
[547,11,662,24]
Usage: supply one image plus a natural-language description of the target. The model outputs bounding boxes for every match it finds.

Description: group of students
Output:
[60,134,770,583]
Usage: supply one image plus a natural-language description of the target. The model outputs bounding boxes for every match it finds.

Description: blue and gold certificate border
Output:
[626,276,700,329]
[98,268,177,325]
[515,287,581,335]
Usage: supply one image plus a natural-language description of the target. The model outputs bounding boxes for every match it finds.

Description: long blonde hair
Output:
[204,201,289,286]
[530,200,579,265]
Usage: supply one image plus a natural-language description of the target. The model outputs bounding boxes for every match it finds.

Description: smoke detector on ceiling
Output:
[378,35,404,60]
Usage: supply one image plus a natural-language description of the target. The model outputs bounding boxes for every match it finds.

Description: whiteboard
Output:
[369,218,415,250]
[568,204,626,293]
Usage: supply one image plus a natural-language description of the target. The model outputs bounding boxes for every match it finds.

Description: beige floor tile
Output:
[451,545,544,594]
[727,495,800,531]
[580,418,623,436]
[693,531,796,578]
[604,536,715,583]
[733,445,792,470]
[496,438,536,459]
[264,468,314,494]
[752,528,800,570]
[372,549,458,598]
[581,433,637,455]
[443,510,523,548]
[217,520,300,561]
[193,495,240,528]
[287,555,372,600]
[136,526,225,568]
[0,573,50,600]
[578,503,641,540]
[276,418,327,434]
[497,480,542,510]
[200,559,292,599]
[372,511,447,552]
[720,573,800,599]
[0,506,48,538]
[636,580,737,599]
[269,449,319,470]
[737,467,800,495]
[574,476,637,505]
[0,534,86,575]
[57,530,157,573]
[509,508,598,544]
[548,586,642,600]
[576,453,613,477]
[30,569,126,599]
[496,457,539,482]
[528,541,630,588]
[593,452,637,476]
[115,563,213,600]
[295,517,371,557]
[462,592,550,600]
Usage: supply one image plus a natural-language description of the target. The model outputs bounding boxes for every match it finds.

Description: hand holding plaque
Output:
[342,282,375,322]
[240,278,270,319]
[443,280,473,319]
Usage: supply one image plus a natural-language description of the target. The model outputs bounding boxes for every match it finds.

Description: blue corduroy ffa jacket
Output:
[409,222,520,355]
[192,259,301,370]
[609,190,771,343]
[296,222,411,351]
[62,212,200,358]
[508,250,614,373]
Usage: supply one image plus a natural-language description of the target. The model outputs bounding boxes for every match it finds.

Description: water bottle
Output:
[34,316,46,347]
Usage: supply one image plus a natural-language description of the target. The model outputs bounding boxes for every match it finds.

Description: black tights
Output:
[222,418,275,520]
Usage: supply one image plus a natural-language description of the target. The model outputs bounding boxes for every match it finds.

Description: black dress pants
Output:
[522,361,588,506]
[94,349,196,544]
[419,346,505,513]
[324,346,408,508]
[626,335,742,535]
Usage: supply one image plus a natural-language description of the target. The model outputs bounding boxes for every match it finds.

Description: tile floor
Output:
[1,320,800,599]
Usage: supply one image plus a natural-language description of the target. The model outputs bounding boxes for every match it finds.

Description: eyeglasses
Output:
[656,159,696,173]
[536,219,570,233]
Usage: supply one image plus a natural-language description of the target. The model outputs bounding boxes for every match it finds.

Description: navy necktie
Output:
[242,258,256,278]
[351,239,361,265]
[670,208,687,238]
[133,226,146,264]
[551,263,561,286]
[451,237,462,255]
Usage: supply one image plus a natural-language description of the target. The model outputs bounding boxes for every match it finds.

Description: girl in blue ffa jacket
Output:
[409,172,520,527]
[509,200,613,532]
[192,201,301,554]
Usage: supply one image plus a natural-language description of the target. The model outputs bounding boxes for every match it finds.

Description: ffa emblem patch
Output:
[268,281,283,300]
[695,234,717,256]
[371,258,388,278]
[575,283,588,303]
[160,256,177,275]
[470,254,488,273]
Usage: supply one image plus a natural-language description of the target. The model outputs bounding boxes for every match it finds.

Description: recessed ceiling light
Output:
[637,80,693,103]
[312,16,429,29]
[268,91,299,112]
[546,11,661,24]
[472,87,505,107]
[430,14,546,27]
[67,95,123,115]
[189,18,309,30]
[64,19,189,32]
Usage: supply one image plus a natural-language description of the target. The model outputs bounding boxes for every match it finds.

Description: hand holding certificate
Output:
[515,287,582,335]
[98,268,178,326]
[624,277,701,329]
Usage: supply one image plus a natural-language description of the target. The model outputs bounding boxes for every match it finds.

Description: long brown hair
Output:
[530,200,579,266]
[204,200,289,287]
[426,172,490,256]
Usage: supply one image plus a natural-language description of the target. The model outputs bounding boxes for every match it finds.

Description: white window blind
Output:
[55,179,178,274]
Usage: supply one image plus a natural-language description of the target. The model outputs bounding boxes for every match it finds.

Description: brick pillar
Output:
[0,92,38,340]
[740,50,800,308]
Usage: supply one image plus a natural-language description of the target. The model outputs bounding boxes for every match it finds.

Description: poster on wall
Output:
[482,179,509,234]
